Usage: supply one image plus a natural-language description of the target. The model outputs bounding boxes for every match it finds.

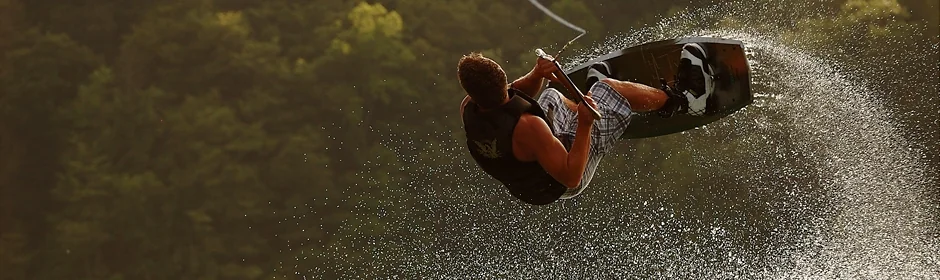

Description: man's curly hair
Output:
[457,52,508,109]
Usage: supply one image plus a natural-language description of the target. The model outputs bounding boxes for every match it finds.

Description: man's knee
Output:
[592,78,620,94]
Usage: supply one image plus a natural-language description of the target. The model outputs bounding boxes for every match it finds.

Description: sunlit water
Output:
[268,2,939,279]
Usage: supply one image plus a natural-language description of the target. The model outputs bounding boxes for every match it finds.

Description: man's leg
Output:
[586,61,671,113]
[597,78,668,112]
[586,43,716,117]
[560,92,579,112]
[557,81,631,200]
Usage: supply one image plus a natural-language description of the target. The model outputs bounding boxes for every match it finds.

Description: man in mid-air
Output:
[459,43,713,205]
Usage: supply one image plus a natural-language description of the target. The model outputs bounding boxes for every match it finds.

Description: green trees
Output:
[7,1,420,278]
[1,24,101,278]
[0,0,936,278]
[47,4,279,278]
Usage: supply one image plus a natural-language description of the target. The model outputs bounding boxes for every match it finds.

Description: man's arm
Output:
[511,67,547,99]
[517,115,593,189]
[512,56,564,99]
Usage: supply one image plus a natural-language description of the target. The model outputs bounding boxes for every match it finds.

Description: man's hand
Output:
[535,55,563,84]
[578,91,598,126]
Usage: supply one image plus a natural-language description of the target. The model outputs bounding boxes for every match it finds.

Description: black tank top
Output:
[462,88,567,205]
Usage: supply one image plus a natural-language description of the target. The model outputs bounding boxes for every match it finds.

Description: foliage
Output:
[0,0,936,278]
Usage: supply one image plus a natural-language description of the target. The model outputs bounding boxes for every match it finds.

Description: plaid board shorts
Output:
[536,82,633,199]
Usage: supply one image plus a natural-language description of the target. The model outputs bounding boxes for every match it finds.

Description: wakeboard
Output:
[546,37,752,139]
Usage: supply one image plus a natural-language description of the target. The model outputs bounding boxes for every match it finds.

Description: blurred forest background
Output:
[1,0,937,279]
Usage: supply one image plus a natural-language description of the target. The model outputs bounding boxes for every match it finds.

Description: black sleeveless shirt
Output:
[462,88,567,205]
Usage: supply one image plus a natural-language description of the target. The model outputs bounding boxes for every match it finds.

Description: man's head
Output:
[457,52,508,109]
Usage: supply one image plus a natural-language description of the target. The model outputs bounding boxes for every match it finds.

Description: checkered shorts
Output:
[536,82,633,199]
